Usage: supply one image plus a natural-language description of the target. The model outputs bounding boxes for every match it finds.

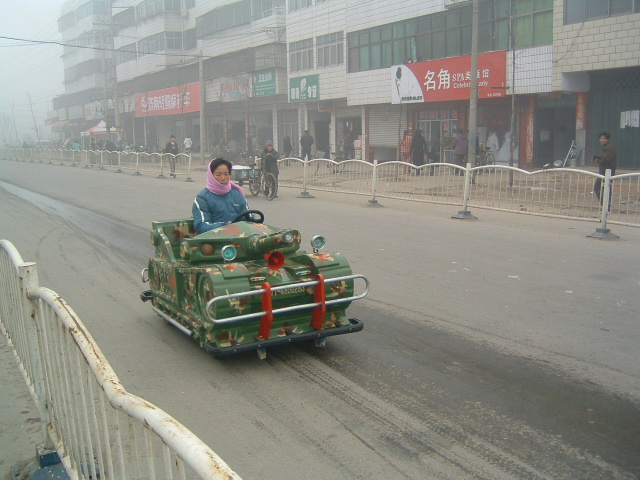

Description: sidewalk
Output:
[0,338,50,479]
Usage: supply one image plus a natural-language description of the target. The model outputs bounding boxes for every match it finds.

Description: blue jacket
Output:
[192,188,249,234]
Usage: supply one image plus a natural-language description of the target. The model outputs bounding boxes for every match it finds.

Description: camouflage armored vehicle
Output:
[140,210,368,358]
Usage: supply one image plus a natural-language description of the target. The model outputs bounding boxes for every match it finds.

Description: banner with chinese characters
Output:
[84,101,104,121]
[253,69,277,97]
[206,75,252,102]
[289,75,319,102]
[135,83,200,117]
[391,51,507,104]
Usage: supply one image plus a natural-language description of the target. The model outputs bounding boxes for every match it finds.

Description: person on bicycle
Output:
[261,141,280,198]
[192,158,249,235]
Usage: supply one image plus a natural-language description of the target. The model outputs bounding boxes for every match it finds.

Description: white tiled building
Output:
[53,0,640,167]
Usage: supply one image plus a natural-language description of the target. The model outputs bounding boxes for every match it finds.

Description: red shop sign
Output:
[391,51,507,104]
[135,83,200,117]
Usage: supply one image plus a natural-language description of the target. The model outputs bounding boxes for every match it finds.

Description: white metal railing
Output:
[1,148,638,228]
[0,147,196,181]
[0,239,242,480]
[276,157,639,229]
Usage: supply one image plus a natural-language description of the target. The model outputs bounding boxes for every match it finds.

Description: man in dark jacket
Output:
[592,131,617,205]
[300,130,314,160]
[409,129,427,175]
[261,141,279,197]
[164,134,179,177]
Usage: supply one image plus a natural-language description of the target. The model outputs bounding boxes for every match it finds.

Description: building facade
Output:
[51,0,640,168]
[53,0,113,144]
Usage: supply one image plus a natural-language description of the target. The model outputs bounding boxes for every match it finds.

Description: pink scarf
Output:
[206,164,245,197]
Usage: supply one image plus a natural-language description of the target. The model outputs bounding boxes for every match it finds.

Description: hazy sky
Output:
[0,0,66,142]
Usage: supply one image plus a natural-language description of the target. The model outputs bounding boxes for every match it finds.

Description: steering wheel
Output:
[232,210,264,224]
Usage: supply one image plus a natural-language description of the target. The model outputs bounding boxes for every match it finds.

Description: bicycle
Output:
[474,147,495,173]
[248,163,278,201]
[315,151,345,174]
[542,140,582,169]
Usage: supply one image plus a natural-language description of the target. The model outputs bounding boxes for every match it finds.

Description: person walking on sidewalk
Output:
[409,129,427,175]
[164,135,179,177]
[400,130,412,173]
[451,129,468,175]
[261,140,280,198]
[300,130,314,161]
[592,131,617,206]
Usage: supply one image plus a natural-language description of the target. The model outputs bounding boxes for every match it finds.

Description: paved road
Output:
[1,160,639,479]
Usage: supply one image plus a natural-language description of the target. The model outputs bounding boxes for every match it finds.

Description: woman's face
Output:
[213,164,230,185]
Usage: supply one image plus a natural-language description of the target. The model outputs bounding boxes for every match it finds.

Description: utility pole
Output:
[27,93,42,145]
[508,0,516,186]
[106,0,121,144]
[9,101,21,145]
[468,0,479,165]
[199,50,206,163]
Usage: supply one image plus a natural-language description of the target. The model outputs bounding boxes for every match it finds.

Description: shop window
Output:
[290,38,313,72]
[417,34,432,61]
[512,0,552,48]
[446,29,460,57]
[532,10,552,45]
[252,0,273,20]
[565,0,636,24]
[116,44,137,65]
[359,46,370,71]
[184,29,197,50]
[369,44,381,69]
[289,0,312,13]
[431,31,445,59]
[196,1,251,39]
[317,32,344,68]
[346,0,549,74]
[348,46,359,72]
[166,32,182,50]
[382,41,393,67]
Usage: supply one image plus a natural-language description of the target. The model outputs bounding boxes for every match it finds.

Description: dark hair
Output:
[598,132,610,140]
[170,134,176,139]
[209,157,232,174]
[304,130,309,134]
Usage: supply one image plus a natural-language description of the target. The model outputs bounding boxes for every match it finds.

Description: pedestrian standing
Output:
[342,130,354,159]
[261,140,280,198]
[592,131,617,206]
[400,129,412,173]
[300,130,314,161]
[451,129,468,175]
[184,136,193,152]
[409,129,427,175]
[283,135,292,158]
[164,134,179,177]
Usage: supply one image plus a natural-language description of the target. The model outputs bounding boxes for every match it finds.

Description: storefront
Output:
[134,82,201,151]
[588,67,640,168]
[533,94,576,168]
[336,107,362,160]
[391,51,510,165]
[278,109,298,156]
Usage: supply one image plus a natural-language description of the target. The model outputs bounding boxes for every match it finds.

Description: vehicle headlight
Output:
[283,232,295,244]
[310,235,326,251]
[221,245,237,262]
[201,243,214,255]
